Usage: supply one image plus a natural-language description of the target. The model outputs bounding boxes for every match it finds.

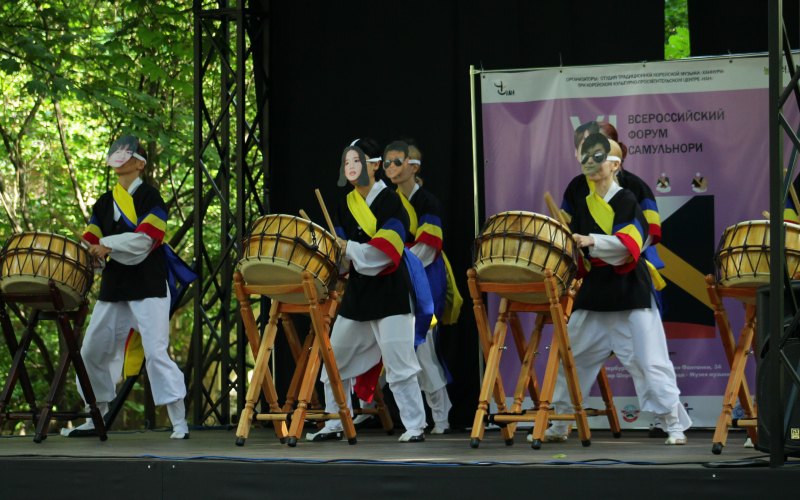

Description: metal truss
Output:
[768,0,800,467]
[191,0,269,426]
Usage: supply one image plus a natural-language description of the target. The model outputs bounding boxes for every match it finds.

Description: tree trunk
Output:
[53,99,90,224]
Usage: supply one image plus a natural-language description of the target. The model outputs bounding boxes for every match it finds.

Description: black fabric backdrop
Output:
[260,1,788,426]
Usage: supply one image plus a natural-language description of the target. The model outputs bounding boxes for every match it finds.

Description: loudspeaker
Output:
[755,283,800,456]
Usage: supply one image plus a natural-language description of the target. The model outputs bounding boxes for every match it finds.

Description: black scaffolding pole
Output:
[192,0,269,426]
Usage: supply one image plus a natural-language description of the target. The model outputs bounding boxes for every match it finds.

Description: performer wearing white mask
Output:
[548,134,691,446]
[61,135,188,440]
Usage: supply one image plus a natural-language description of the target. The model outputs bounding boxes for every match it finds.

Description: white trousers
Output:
[552,297,691,432]
[416,327,452,426]
[320,313,426,433]
[77,294,186,406]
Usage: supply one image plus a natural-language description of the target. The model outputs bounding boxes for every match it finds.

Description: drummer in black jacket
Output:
[60,135,188,439]
[306,140,429,443]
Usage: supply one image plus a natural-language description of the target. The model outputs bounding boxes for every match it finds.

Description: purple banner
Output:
[478,55,792,427]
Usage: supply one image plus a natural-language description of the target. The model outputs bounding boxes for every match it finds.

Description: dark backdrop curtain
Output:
[263,0,664,426]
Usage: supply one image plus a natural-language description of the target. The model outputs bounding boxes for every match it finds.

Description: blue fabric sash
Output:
[642,246,664,315]
[163,244,198,312]
[642,245,664,270]
[403,250,434,347]
[115,209,197,311]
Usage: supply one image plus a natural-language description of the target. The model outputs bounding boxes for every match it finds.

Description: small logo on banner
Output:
[791,428,800,441]
[621,404,640,423]
[494,81,515,96]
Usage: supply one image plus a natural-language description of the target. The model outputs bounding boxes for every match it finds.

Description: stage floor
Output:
[0,426,778,465]
[1,427,798,499]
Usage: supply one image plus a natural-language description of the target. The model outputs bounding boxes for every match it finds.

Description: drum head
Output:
[476,262,566,304]
[0,276,84,311]
[239,214,338,303]
[474,211,575,303]
[238,259,328,304]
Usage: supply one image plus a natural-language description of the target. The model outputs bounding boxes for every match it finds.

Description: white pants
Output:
[77,294,186,406]
[416,327,452,426]
[320,313,426,433]
[552,297,691,432]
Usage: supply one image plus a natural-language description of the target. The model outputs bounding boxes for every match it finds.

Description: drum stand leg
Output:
[509,312,542,415]
[351,369,395,434]
[234,276,288,446]
[372,381,395,434]
[0,285,105,442]
[497,312,543,442]
[474,297,513,447]
[288,273,356,445]
[706,277,758,454]
[594,366,622,438]
[286,330,324,444]
[43,285,106,443]
[467,269,515,448]
[530,271,590,449]
[0,302,41,429]
[280,316,322,414]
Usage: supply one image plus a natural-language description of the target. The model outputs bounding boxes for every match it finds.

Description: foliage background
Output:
[0,0,196,433]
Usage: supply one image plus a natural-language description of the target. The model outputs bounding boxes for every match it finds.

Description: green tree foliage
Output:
[665,0,690,60]
[0,0,195,433]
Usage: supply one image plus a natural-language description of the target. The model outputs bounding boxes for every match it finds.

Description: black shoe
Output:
[649,426,668,438]
[306,430,343,442]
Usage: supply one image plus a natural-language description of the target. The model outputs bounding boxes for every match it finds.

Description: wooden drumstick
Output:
[544,191,571,226]
[299,209,310,220]
[314,188,337,236]
[762,210,771,220]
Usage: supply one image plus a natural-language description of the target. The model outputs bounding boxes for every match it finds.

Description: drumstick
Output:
[314,188,337,236]
[299,209,310,220]
[544,191,571,226]
[763,210,771,219]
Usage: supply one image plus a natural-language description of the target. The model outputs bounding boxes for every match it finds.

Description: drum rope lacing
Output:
[241,214,341,289]
[474,211,578,295]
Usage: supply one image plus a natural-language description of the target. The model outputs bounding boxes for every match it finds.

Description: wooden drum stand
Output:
[705,275,759,454]
[234,271,368,447]
[467,268,621,450]
[0,282,107,442]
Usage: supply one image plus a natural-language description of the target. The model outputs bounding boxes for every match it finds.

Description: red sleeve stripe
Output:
[368,238,402,273]
[82,232,100,245]
[135,223,166,245]
[417,232,443,253]
[613,233,641,274]
[648,223,662,244]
